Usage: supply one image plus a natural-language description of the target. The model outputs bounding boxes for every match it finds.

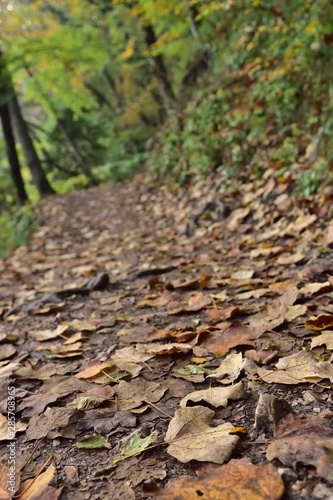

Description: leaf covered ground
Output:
[1,169,333,499]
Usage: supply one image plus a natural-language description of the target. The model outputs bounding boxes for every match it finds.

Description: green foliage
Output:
[1,0,333,236]
[0,205,36,258]
[146,0,333,192]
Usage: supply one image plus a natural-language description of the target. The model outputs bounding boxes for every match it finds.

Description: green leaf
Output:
[176,364,215,376]
[114,430,158,463]
[74,435,106,449]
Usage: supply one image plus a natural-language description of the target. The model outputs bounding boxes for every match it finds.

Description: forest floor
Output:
[1,168,333,499]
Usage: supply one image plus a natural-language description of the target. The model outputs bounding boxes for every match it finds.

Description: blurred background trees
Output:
[1,0,333,254]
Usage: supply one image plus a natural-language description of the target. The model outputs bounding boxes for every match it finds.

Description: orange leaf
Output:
[305,314,333,331]
[155,460,284,499]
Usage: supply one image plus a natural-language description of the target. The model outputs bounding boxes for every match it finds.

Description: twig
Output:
[20,437,44,471]
[14,453,54,498]
[142,400,172,419]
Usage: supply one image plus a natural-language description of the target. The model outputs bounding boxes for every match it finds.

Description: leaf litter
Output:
[0,170,333,498]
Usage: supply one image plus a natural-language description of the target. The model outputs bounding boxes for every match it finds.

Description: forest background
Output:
[0,0,332,256]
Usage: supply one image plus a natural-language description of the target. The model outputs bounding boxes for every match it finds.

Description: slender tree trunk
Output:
[25,66,97,186]
[142,24,176,113]
[0,102,28,206]
[8,95,55,196]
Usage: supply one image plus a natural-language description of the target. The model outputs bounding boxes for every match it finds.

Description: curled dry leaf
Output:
[179,381,246,408]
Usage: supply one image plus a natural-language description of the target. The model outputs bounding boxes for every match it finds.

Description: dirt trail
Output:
[1,171,333,499]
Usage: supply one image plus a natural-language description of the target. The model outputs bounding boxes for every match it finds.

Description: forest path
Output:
[1,171,333,499]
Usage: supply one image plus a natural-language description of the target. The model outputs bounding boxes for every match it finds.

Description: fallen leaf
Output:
[300,281,331,295]
[0,462,20,498]
[64,319,97,331]
[305,314,333,330]
[111,379,167,411]
[267,413,333,480]
[0,362,20,380]
[115,430,158,462]
[186,292,212,311]
[18,463,62,499]
[311,331,333,350]
[0,413,27,441]
[75,359,116,380]
[155,460,284,499]
[74,435,107,449]
[165,406,239,463]
[207,353,245,384]
[30,324,69,341]
[203,321,265,357]
[180,381,246,408]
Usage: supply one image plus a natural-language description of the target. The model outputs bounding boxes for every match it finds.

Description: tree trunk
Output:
[24,65,97,186]
[142,24,176,113]
[0,102,29,206]
[8,95,56,196]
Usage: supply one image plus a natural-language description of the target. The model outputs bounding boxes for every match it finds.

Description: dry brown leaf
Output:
[110,378,167,411]
[250,246,283,258]
[0,413,27,441]
[172,274,211,290]
[256,351,326,384]
[136,292,173,308]
[234,288,270,300]
[75,359,116,380]
[0,462,20,498]
[186,292,212,311]
[285,304,307,322]
[231,269,254,280]
[15,363,60,380]
[113,345,154,364]
[207,353,245,384]
[204,306,240,324]
[165,406,239,463]
[0,345,16,361]
[203,321,265,357]
[30,324,69,341]
[277,251,305,265]
[311,331,333,350]
[267,415,333,481]
[155,460,284,499]
[300,281,331,295]
[179,381,246,408]
[147,343,193,356]
[18,463,62,499]
[63,319,96,331]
